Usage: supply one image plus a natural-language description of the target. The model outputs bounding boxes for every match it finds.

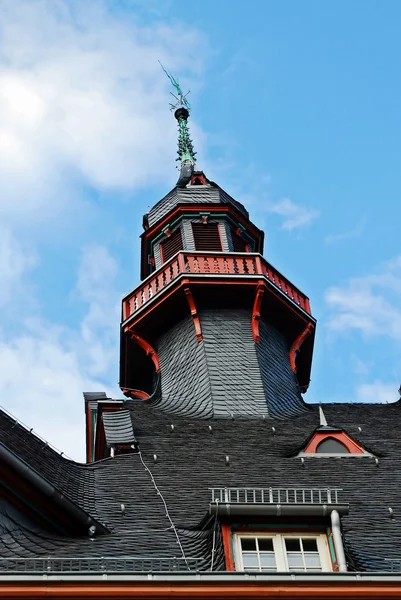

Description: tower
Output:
[119,80,316,420]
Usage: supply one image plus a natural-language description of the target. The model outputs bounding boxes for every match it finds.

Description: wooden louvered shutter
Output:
[192,223,222,251]
[231,230,248,252]
[160,228,183,263]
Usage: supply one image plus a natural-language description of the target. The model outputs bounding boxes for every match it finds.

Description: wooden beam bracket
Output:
[289,322,314,373]
[184,286,203,342]
[251,284,265,343]
[127,330,161,373]
[121,388,150,400]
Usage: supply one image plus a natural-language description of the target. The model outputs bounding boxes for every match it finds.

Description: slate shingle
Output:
[1,400,401,572]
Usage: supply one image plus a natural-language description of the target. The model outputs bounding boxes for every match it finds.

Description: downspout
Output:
[331,509,347,572]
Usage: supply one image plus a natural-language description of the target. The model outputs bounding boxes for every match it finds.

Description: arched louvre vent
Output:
[316,438,350,454]
[231,229,248,252]
[192,223,222,251]
[160,228,183,263]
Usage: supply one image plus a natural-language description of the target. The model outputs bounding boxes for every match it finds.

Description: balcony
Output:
[122,252,311,323]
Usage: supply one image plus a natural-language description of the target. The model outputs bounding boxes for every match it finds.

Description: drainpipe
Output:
[331,509,347,572]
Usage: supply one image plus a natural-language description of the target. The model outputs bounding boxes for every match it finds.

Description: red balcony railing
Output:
[122,252,311,321]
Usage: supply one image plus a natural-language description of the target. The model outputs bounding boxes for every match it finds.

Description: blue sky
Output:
[0,0,400,459]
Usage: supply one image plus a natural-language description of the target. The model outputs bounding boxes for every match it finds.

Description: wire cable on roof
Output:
[136,448,190,570]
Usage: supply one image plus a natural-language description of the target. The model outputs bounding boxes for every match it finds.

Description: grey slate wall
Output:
[155,315,213,418]
[153,310,306,419]
[256,320,307,418]
[200,309,268,417]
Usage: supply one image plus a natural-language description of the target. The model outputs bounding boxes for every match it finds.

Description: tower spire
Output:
[159,62,196,186]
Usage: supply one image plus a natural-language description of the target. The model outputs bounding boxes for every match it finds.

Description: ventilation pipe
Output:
[331,509,347,572]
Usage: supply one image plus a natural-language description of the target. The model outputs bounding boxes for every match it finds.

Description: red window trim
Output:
[222,524,337,572]
[221,524,235,571]
[303,431,364,454]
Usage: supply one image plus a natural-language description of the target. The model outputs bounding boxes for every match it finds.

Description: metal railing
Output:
[1,555,401,575]
[0,557,202,574]
[209,487,342,505]
[122,252,311,321]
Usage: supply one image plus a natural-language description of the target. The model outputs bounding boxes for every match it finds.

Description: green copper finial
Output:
[159,62,196,169]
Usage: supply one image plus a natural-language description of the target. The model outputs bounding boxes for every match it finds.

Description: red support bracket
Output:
[289,322,314,372]
[184,286,203,342]
[127,330,161,373]
[121,388,150,400]
[251,284,265,343]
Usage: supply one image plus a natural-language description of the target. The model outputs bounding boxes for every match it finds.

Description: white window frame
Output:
[234,532,332,573]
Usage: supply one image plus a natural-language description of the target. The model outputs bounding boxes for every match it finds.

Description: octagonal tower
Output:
[119,92,315,420]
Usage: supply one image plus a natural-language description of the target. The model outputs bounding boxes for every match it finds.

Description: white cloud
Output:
[0,0,205,220]
[325,255,401,339]
[0,1,207,460]
[265,198,320,231]
[75,245,120,378]
[324,221,364,245]
[356,380,399,404]
[0,227,35,308]
[0,244,121,461]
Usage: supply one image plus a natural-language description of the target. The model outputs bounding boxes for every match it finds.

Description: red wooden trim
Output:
[251,285,265,343]
[191,172,207,185]
[304,431,365,454]
[121,388,150,400]
[128,331,161,372]
[124,276,311,332]
[289,323,314,372]
[221,524,236,571]
[94,409,106,462]
[86,405,93,464]
[184,287,203,342]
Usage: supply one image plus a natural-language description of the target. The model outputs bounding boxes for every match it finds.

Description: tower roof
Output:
[144,178,249,229]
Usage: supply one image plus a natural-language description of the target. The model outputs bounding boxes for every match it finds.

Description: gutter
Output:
[209,503,349,517]
[0,441,109,535]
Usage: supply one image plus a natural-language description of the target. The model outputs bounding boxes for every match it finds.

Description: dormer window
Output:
[235,533,332,573]
[298,408,373,457]
[301,429,368,456]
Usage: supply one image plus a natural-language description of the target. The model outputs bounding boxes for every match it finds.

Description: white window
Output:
[234,533,332,572]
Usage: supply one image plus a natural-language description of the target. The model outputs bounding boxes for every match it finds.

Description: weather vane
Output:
[159,61,191,112]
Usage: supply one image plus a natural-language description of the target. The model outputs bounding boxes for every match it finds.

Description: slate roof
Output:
[147,183,249,228]
[0,409,98,518]
[1,399,401,573]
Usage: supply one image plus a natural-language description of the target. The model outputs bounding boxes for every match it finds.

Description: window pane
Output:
[285,539,301,552]
[302,539,318,552]
[304,554,321,568]
[287,553,304,568]
[242,553,259,568]
[241,538,256,551]
[260,554,276,568]
[258,539,274,551]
